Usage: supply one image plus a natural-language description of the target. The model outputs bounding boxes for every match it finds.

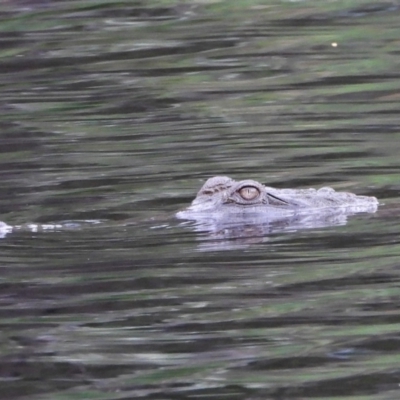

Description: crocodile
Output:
[0,177,378,241]
[176,176,378,237]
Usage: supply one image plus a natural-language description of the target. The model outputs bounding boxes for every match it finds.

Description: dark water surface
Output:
[1,1,400,399]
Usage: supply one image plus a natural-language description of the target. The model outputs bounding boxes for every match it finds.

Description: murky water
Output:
[1,1,400,399]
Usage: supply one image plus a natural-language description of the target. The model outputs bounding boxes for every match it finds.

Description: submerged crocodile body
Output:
[176,176,378,239]
[0,220,102,239]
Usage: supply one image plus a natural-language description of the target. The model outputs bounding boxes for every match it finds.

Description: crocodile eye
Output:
[238,186,259,200]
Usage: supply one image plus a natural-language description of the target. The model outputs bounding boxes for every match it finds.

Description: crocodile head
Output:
[176,176,378,233]
[177,176,298,218]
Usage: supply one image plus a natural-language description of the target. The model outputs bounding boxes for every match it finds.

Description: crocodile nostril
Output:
[238,186,259,200]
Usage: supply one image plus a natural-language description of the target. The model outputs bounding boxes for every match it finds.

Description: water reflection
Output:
[178,212,376,252]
